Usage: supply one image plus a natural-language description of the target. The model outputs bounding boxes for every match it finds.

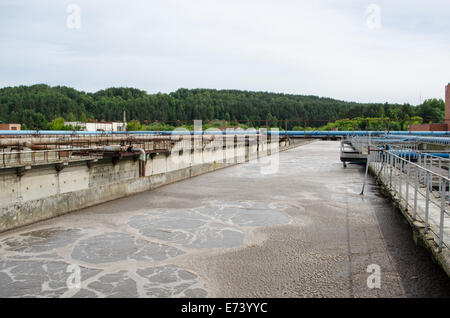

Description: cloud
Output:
[0,0,449,105]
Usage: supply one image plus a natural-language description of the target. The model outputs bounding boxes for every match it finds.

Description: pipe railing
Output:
[381,144,450,198]
[369,148,448,252]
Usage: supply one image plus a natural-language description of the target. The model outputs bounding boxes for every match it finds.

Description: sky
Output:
[0,0,449,105]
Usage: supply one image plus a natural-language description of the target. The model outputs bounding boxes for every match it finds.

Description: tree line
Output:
[0,84,444,130]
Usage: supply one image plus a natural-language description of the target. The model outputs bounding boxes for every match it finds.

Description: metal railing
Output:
[369,148,448,252]
[346,135,448,252]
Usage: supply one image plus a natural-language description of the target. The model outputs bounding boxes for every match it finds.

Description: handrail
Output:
[369,147,449,252]
[385,149,450,182]
[347,135,448,252]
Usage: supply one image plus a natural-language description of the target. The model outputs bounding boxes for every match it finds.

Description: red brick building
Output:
[409,84,450,131]
[408,123,447,131]
[0,123,21,131]
[446,83,450,128]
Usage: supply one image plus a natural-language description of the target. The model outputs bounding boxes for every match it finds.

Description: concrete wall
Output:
[0,138,311,232]
[408,123,448,131]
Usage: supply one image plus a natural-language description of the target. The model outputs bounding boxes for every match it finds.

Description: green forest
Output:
[0,84,445,131]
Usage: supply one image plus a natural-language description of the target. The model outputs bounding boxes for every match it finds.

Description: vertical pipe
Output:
[399,159,403,201]
[385,152,388,182]
[374,150,377,171]
[406,161,410,209]
[393,155,397,192]
[425,172,430,233]
[430,156,433,190]
[390,153,393,188]
[414,167,418,219]
[423,154,426,183]
[439,179,445,252]
[395,156,399,195]
[448,159,450,199]
[378,151,381,173]
[418,155,422,182]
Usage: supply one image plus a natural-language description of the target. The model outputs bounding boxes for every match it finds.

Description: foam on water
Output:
[0,199,291,297]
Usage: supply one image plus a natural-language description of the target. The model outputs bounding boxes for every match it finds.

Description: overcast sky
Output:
[0,0,449,105]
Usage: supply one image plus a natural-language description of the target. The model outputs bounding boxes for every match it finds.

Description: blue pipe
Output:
[390,150,450,159]
[425,153,450,158]
[2,130,450,139]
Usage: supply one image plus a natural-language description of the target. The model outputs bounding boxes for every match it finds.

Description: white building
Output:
[65,121,127,132]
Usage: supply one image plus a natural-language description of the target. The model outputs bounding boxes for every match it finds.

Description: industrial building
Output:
[64,121,126,132]
[0,123,21,130]
[409,84,450,131]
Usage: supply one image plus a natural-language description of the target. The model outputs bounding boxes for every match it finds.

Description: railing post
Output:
[425,172,430,233]
[406,161,410,209]
[389,153,393,188]
[437,157,441,192]
[399,158,403,201]
[414,167,418,219]
[395,155,399,195]
[439,179,445,252]
[418,155,422,182]
[384,152,388,182]
[448,160,450,199]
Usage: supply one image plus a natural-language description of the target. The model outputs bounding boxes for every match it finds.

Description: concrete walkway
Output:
[0,141,449,297]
